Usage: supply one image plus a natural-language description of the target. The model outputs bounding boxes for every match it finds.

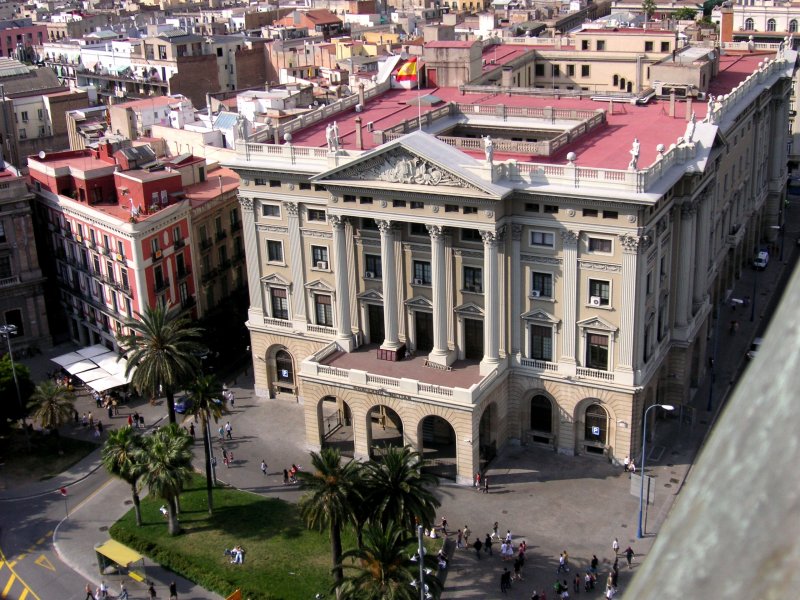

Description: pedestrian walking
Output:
[505,529,513,543]
[229,391,235,407]
[148,583,156,599]
[612,538,619,555]
[624,546,635,568]
[283,468,289,484]
[222,448,229,467]
[218,425,224,441]
[484,534,493,556]
[557,552,569,574]
[500,568,511,594]
[127,414,133,427]
[119,582,129,600]
[440,516,448,535]
[629,460,636,474]
[473,538,483,558]
[84,583,95,600]
[513,556,523,581]
[189,423,195,439]
[99,581,108,599]
[260,459,268,475]
[623,456,630,472]
[169,580,178,600]
[463,525,471,545]
[225,421,232,439]
[574,574,581,593]
[456,529,464,549]
[474,472,481,490]
[591,555,599,574]
[483,475,490,493]
[492,521,499,540]
[531,590,540,600]
[133,411,139,428]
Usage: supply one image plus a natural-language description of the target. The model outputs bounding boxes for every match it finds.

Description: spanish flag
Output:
[396,57,418,82]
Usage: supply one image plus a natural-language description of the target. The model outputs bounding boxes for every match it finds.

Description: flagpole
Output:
[417,60,421,131]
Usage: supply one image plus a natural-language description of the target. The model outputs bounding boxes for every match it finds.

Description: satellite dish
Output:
[38,150,46,159]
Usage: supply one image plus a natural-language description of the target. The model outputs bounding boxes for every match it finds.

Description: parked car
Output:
[753,251,769,270]
[174,395,193,414]
[746,338,764,360]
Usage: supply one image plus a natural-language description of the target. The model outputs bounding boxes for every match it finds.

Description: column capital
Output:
[560,229,579,247]
[284,201,299,216]
[329,214,346,229]
[619,233,646,254]
[511,224,524,241]
[238,195,253,210]
[681,202,697,219]
[376,219,393,234]
[426,224,444,240]
[480,230,498,246]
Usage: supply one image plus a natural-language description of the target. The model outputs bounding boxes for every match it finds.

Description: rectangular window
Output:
[463,207,478,214]
[645,41,654,52]
[413,261,432,285]
[596,40,605,51]
[531,272,553,298]
[463,266,482,293]
[409,223,427,236]
[172,226,181,242]
[461,229,482,242]
[581,64,590,77]
[581,40,589,50]
[588,238,612,253]
[583,209,598,217]
[589,279,611,306]
[393,200,406,208]
[361,218,378,230]
[359,196,373,204]
[646,271,654,296]
[661,41,670,52]
[262,204,280,218]
[567,64,575,77]
[445,204,459,212]
[314,295,332,326]
[343,194,356,203]
[307,209,326,222]
[535,63,545,76]
[364,254,382,278]
[551,64,560,77]
[271,288,289,320]
[150,238,159,254]
[269,180,281,188]
[0,255,11,278]
[603,210,618,220]
[267,240,283,262]
[311,246,328,266]
[410,201,424,209]
[299,182,311,190]
[586,334,609,370]
[525,203,539,212]
[543,205,558,214]
[530,231,555,247]
[530,325,552,361]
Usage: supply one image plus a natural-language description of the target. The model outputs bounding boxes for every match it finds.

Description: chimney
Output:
[355,117,363,150]
[501,67,513,88]
[720,6,734,44]
[206,92,212,117]
[686,97,693,121]
[669,91,676,117]
[358,82,365,108]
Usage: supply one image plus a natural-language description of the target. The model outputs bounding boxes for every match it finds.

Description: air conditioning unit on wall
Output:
[365,271,375,279]
[316,261,328,270]
[590,296,602,307]
[531,290,541,297]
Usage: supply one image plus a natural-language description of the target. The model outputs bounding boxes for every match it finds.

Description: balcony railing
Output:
[215,229,227,242]
[0,275,20,287]
[174,239,185,250]
[306,324,337,336]
[200,238,213,251]
[263,316,293,328]
[520,357,559,372]
[155,278,170,293]
[576,367,615,381]
[176,267,191,280]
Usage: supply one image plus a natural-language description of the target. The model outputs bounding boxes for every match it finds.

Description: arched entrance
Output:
[267,346,296,399]
[367,405,404,460]
[318,396,354,457]
[530,394,554,445]
[584,403,609,456]
[479,402,497,470]
[418,415,456,480]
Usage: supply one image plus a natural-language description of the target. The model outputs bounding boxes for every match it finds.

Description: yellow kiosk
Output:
[94,539,148,584]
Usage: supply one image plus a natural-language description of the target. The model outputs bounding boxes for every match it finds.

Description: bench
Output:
[128,570,145,583]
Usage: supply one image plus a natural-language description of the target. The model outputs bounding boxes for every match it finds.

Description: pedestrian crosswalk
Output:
[0,559,34,600]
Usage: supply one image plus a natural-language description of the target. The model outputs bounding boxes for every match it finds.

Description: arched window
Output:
[745,18,754,30]
[619,77,626,91]
[530,395,553,433]
[613,74,619,86]
[276,350,294,384]
[790,20,797,33]
[584,403,609,446]
[627,81,633,93]
[767,19,776,31]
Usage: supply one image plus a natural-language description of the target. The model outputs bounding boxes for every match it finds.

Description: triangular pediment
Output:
[261,273,290,286]
[576,315,618,332]
[311,131,509,200]
[357,289,383,302]
[405,295,433,309]
[521,308,560,324]
[454,301,484,316]
[305,279,335,293]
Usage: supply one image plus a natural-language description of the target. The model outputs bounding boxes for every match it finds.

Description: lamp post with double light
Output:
[638,403,674,538]
[0,323,29,448]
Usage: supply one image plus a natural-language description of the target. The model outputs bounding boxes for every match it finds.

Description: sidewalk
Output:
[5,215,796,599]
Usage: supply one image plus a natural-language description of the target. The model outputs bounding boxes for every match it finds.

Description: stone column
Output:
[676,203,697,329]
[239,195,262,312]
[693,191,711,310]
[510,224,523,358]
[377,220,401,350]
[618,233,642,372]
[330,215,353,351]
[427,224,451,366]
[560,230,579,369]
[285,202,307,329]
[480,230,500,374]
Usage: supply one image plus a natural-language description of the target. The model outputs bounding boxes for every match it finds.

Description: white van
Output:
[753,251,769,270]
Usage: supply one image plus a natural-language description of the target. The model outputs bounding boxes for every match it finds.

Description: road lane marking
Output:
[67,477,114,515]
[18,589,28,600]
[33,556,54,572]
[1,572,16,596]
[0,546,40,600]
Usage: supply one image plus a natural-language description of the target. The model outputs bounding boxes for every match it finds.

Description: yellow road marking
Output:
[68,478,113,515]
[16,554,26,561]
[33,555,54,572]
[19,589,28,600]
[2,572,16,596]
[34,538,45,546]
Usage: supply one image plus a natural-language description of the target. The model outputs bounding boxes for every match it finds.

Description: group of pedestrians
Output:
[84,580,177,599]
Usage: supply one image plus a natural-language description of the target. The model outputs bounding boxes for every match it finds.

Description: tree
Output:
[674,7,698,20]
[187,373,225,514]
[335,523,442,600]
[118,304,203,425]
[297,448,362,593]
[0,353,34,430]
[27,380,75,445]
[139,424,193,535]
[102,426,146,527]
[642,0,657,21]
[361,446,440,532]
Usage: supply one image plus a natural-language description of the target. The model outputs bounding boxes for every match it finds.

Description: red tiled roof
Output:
[481,45,532,71]
[426,40,478,48]
[304,9,342,25]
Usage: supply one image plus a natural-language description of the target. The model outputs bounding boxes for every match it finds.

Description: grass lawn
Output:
[110,474,343,600]
[0,430,98,482]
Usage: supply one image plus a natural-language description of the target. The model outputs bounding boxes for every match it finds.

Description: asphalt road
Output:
[0,457,113,600]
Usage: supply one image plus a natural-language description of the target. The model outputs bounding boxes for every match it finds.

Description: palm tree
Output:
[335,522,443,600]
[187,373,225,515]
[361,446,440,532]
[27,381,75,432]
[139,423,193,535]
[297,447,362,594]
[118,304,203,425]
[102,427,146,526]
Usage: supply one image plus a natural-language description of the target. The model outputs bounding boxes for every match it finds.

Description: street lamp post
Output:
[0,324,25,425]
[637,403,674,539]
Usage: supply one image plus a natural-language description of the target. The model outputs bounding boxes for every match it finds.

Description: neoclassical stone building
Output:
[224,41,795,484]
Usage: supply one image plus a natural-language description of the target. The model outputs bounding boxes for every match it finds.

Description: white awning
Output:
[78,367,109,383]
[51,352,84,367]
[77,344,112,359]
[95,353,128,376]
[66,360,100,375]
[90,374,128,393]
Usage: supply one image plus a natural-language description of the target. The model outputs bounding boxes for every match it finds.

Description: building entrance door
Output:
[368,304,385,345]
[464,318,484,360]
[415,311,433,353]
